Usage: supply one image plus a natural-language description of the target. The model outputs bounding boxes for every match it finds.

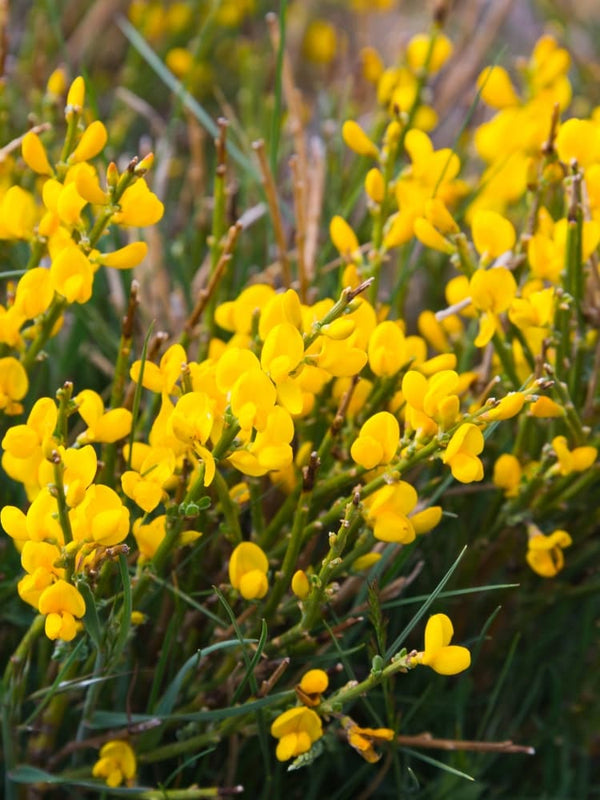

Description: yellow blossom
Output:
[38,579,86,641]
[416,613,471,675]
[551,436,597,476]
[270,706,323,762]
[95,242,148,270]
[0,357,29,415]
[297,669,329,706]
[469,267,517,347]
[344,718,394,763]
[70,485,130,546]
[363,481,418,543]
[122,447,176,512]
[68,120,108,164]
[75,390,132,444]
[92,740,136,788]
[529,396,564,418]
[493,453,522,497]
[342,120,379,159]
[112,178,164,227]
[472,210,516,261]
[442,423,484,483]
[330,214,361,257]
[22,131,54,175]
[132,515,167,562]
[526,528,572,577]
[406,33,453,74]
[131,343,187,394]
[303,19,337,65]
[291,569,310,600]
[351,411,399,470]
[477,65,520,109]
[228,542,269,600]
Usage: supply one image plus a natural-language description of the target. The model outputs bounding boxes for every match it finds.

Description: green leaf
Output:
[77,580,103,651]
[110,554,133,665]
[90,690,293,728]
[9,765,149,795]
[402,747,475,781]
[385,546,468,660]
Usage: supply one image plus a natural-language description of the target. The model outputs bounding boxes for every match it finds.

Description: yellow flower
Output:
[228,542,269,600]
[92,740,136,788]
[296,669,329,706]
[363,481,418,544]
[95,242,148,270]
[270,706,323,762]
[471,210,516,261]
[528,396,564,418]
[526,528,572,578]
[0,357,29,415]
[555,118,600,168]
[442,423,484,483]
[351,411,399,470]
[365,168,385,203]
[13,267,54,319]
[343,717,394,763]
[132,515,167,562]
[302,19,338,65]
[342,120,379,159]
[416,613,471,675]
[121,447,176,512]
[37,444,97,508]
[50,245,94,304]
[476,65,520,109]
[68,120,108,164]
[291,569,310,600]
[70,485,130,546]
[330,214,361,258]
[551,436,597,476]
[18,541,64,608]
[368,321,407,376]
[228,406,294,477]
[130,343,187,394]
[22,131,54,175]
[493,453,522,497]
[38,579,86,641]
[482,392,525,421]
[469,267,517,347]
[75,390,132,444]
[112,178,164,227]
[406,33,453,74]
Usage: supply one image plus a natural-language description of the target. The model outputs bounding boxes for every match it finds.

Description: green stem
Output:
[319,651,414,715]
[2,615,45,800]
[21,296,68,371]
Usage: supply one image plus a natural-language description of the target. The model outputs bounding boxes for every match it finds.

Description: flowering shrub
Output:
[1,3,599,798]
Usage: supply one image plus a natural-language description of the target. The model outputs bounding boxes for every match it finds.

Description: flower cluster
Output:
[1,12,598,796]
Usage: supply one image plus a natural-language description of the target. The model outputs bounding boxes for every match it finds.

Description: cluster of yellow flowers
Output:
[1,17,598,790]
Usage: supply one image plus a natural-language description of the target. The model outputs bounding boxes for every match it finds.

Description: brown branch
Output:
[290,154,308,300]
[184,221,242,339]
[395,732,534,754]
[252,139,291,287]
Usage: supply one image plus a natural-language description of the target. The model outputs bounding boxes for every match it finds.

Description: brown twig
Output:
[395,731,535,754]
[290,154,308,300]
[304,137,326,283]
[252,139,291,287]
[47,718,162,769]
[258,658,290,698]
[183,222,242,342]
